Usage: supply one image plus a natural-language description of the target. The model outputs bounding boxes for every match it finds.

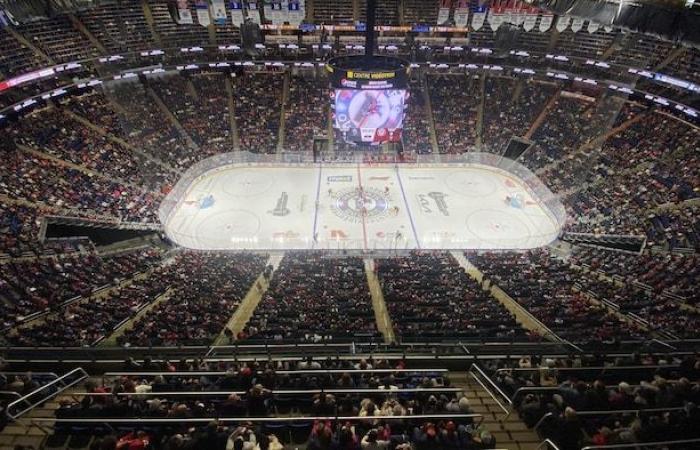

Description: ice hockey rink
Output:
[161,162,564,251]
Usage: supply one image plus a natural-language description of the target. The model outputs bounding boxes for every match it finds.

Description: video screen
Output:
[333,89,407,144]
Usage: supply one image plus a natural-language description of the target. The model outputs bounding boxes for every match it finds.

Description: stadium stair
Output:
[224,77,242,151]
[213,254,283,345]
[277,71,291,153]
[523,89,560,140]
[16,143,157,194]
[421,75,440,154]
[67,14,107,55]
[364,258,396,344]
[146,86,200,151]
[62,109,181,175]
[140,0,163,47]
[453,372,541,450]
[450,252,561,342]
[475,74,486,150]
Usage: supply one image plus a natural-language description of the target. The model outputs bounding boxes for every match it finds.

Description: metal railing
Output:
[580,438,700,449]
[71,387,462,398]
[534,406,689,435]
[536,439,562,450]
[493,364,680,379]
[6,367,88,420]
[468,364,513,415]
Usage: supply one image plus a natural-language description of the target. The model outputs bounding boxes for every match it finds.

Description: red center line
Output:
[356,163,369,251]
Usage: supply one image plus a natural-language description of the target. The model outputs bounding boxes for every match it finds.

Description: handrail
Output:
[6,367,88,420]
[468,371,510,415]
[536,439,561,450]
[31,413,484,428]
[0,371,59,379]
[580,438,700,449]
[470,364,513,406]
[534,407,688,434]
[104,368,448,377]
[494,364,679,375]
[71,387,462,397]
[0,391,21,399]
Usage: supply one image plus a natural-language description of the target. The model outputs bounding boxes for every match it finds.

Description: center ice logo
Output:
[330,187,390,223]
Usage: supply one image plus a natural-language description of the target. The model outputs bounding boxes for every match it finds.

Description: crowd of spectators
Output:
[9,107,173,191]
[53,356,494,450]
[376,252,526,341]
[243,253,379,342]
[232,72,283,154]
[401,78,433,154]
[428,74,480,154]
[489,354,700,450]
[481,77,554,154]
[569,246,698,303]
[283,73,328,153]
[4,262,178,347]
[118,252,267,347]
[467,249,646,345]
[0,147,160,222]
[150,74,231,156]
[0,247,162,327]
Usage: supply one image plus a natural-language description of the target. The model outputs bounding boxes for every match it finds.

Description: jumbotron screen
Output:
[333,89,408,144]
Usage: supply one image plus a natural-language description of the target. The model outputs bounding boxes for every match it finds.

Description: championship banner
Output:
[247,1,261,24]
[264,0,282,24]
[570,17,584,33]
[555,15,571,32]
[195,0,210,26]
[211,0,227,24]
[604,24,613,32]
[287,0,304,26]
[437,0,451,25]
[488,3,504,31]
[229,1,245,25]
[587,21,600,33]
[177,0,194,24]
[470,0,488,31]
[522,6,538,32]
[454,0,470,28]
[538,13,553,32]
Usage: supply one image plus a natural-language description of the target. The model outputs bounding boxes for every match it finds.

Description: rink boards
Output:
[162,163,563,251]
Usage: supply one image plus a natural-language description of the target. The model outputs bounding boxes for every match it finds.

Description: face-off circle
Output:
[330,187,391,223]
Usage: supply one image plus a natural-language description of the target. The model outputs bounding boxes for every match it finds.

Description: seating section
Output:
[0,28,43,79]
[5,263,177,347]
[150,73,231,156]
[468,250,646,344]
[232,72,283,154]
[402,78,434,154]
[17,16,100,63]
[428,74,481,153]
[284,74,328,152]
[77,3,155,53]
[482,77,554,154]
[376,252,526,340]
[117,252,267,346]
[0,247,162,327]
[243,253,379,341]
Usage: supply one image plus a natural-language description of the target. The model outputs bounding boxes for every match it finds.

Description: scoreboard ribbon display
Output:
[327,55,410,144]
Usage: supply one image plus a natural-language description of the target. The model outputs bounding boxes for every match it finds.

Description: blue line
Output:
[311,163,322,248]
[395,166,421,249]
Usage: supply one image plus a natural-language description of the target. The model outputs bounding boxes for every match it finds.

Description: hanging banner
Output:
[230,1,245,26]
[437,0,451,25]
[571,17,584,33]
[264,0,281,24]
[587,21,600,33]
[177,0,194,24]
[454,0,469,28]
[488,4,504,31]
[247,1,261,24]
[471,2,488,31]
[195,0,210,26]
[211,0,227,25]
[555,15,571,32]
[604,24,613,32]
[522,7,538,32]
[287,0,304,26]
[538,13,553,32]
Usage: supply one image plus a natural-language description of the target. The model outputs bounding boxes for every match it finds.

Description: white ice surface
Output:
[163,164,562,251]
